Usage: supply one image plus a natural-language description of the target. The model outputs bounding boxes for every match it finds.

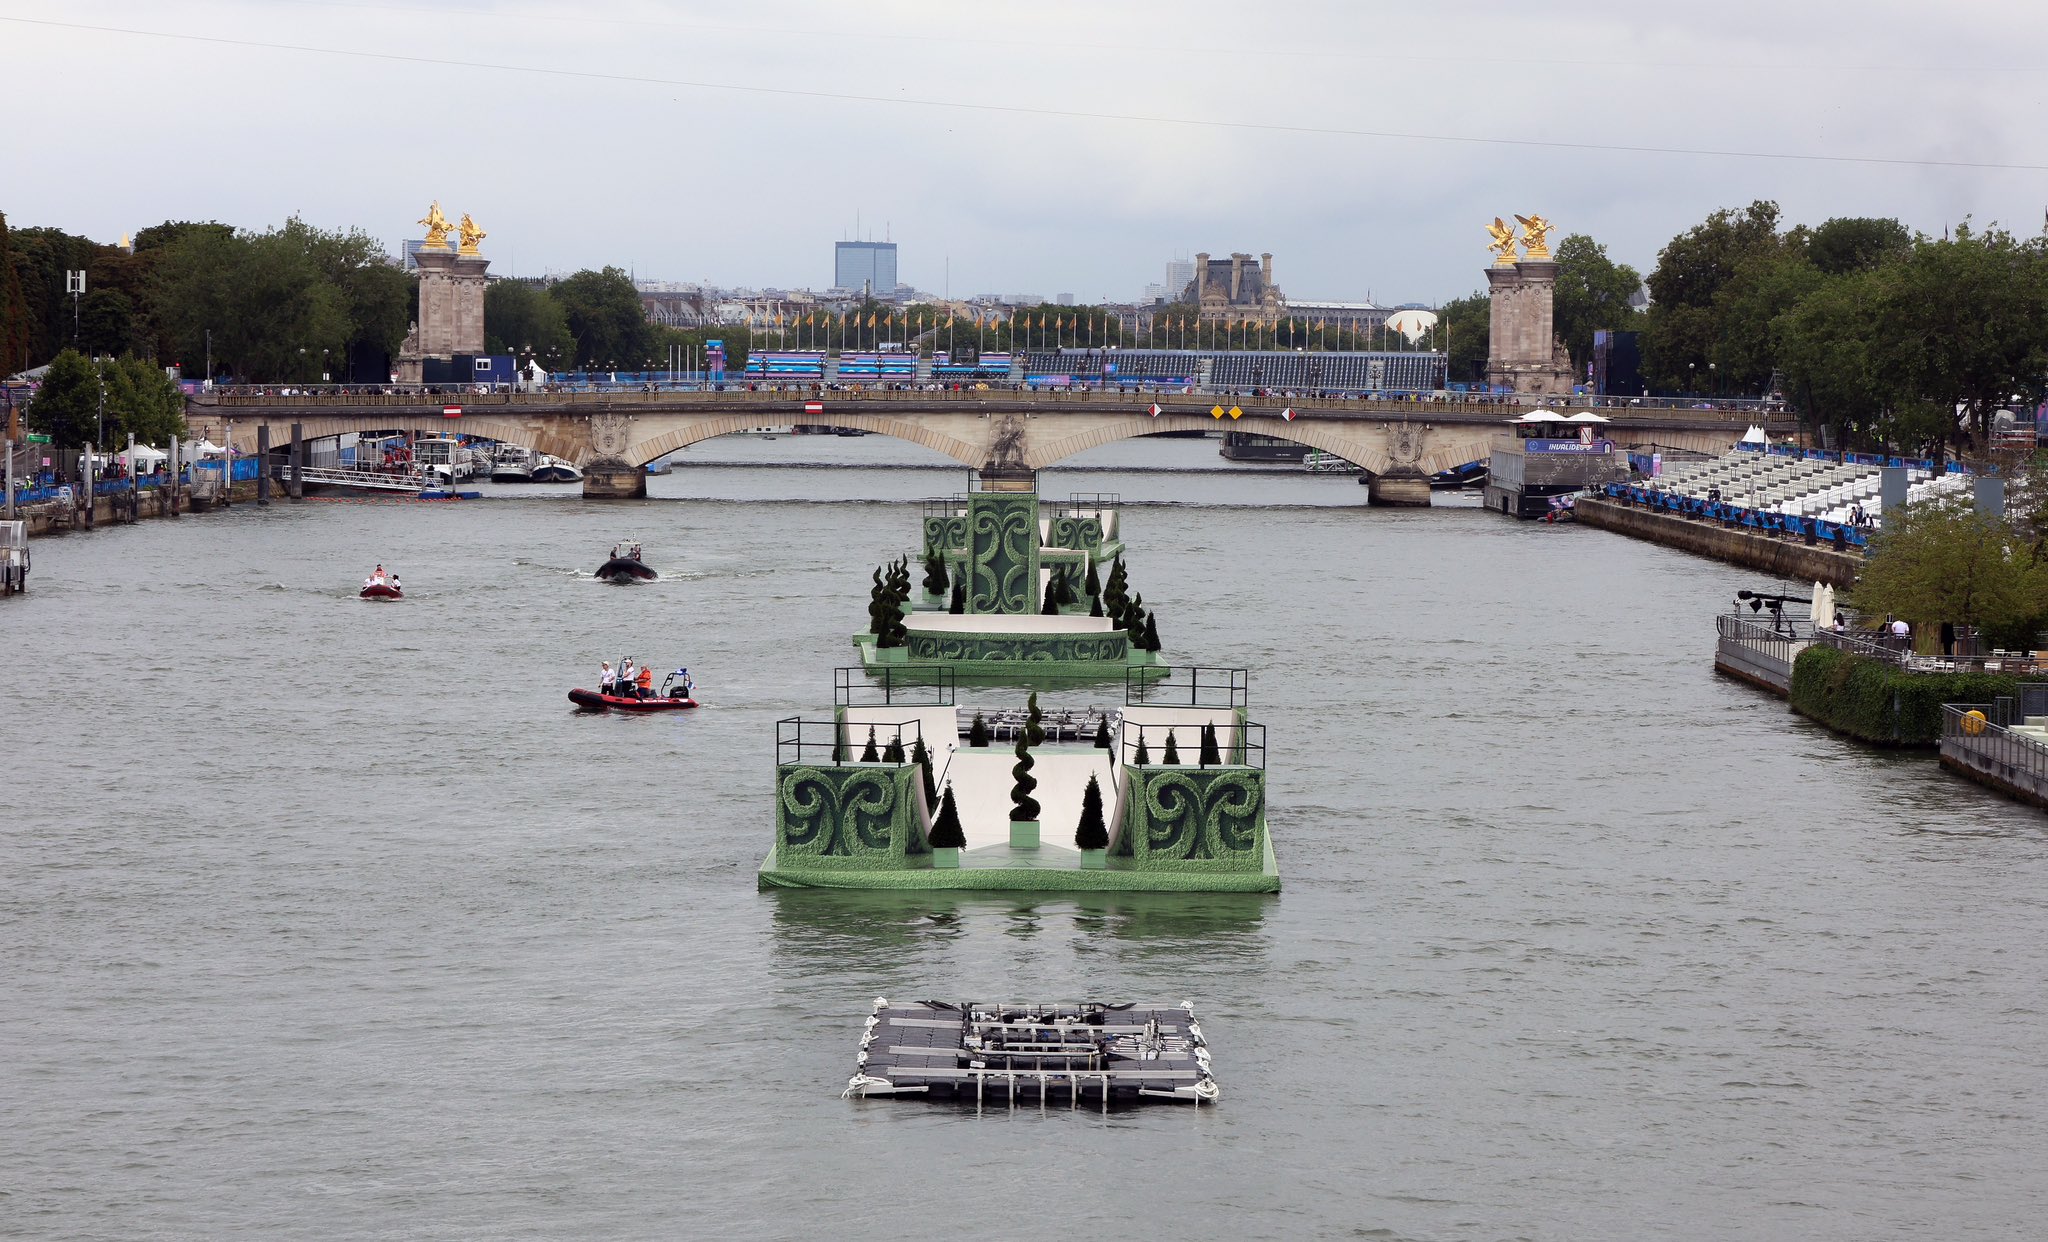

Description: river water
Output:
[7,435,2046,1241]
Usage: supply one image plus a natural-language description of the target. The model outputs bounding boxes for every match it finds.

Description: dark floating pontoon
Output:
[843,999,1219,1107]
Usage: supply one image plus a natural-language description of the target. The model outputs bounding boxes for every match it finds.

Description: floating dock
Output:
[844,999,1220,1107]
[759,665,1280,892]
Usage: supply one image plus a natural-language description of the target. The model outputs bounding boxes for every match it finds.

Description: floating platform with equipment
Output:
[843,999,1219,1107]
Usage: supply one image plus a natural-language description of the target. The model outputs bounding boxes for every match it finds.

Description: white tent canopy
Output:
[1563,411,1612,423]
[123,443,168,464]
[1511,411,1569,424]
[1740,424,1769,444]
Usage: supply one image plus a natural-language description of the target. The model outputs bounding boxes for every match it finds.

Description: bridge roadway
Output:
[191,388,1796,499]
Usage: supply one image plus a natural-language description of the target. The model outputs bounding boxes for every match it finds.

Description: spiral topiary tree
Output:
[860,725,880,763]
[1009,735,1039,822]
[1075,773,1108,851]
[867,566,888,637]
[922,547,948,596]
[1102,556,1128,618]
[1025,693,1046,747]
[928,783,966,849]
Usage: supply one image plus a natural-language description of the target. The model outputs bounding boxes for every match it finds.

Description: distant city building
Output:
[1056,293,1075,306]
[1178,252,1285,324]
[834,241,898,299]
[1288,299,1388,335]
[1165,259,1194,300]
[1141,283,1168,304]
[1003,294,1046,307]
[402,239,429,271]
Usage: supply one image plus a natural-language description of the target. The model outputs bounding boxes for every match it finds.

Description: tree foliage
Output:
[1549,234,1642,370]
[1075,773,1108,851]
[929,784,966,849]
[25,349,185,447]
[1850,497,2043,633]
[484,278,575,364]
[549,266,654,369]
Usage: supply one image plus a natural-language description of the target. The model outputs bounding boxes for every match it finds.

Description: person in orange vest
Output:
[636,661,654,699]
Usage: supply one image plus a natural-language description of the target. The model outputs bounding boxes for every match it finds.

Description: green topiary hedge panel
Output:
[776,764,930,870]
[966,492,1040,614]
[1788,645,2023,745]
[1114,766,1266,870]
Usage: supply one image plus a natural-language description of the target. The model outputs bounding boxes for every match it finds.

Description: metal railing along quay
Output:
[1810,628,2048,675]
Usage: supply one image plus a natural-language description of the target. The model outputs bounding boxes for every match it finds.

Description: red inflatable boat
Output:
[568,687,698,712]
[360,583,403,600]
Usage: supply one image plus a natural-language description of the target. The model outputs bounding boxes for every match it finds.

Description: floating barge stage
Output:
[844,999,1219,1106]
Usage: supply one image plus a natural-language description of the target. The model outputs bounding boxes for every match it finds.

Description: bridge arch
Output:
[626,413,984,469]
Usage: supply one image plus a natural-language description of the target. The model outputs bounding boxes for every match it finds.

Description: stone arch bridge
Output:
[191,389,1790,501]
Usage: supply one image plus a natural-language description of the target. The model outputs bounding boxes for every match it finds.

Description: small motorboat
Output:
[530,455,583,483]
[568,687,698,712]
[360,582,403,600]
[596,543,656,582]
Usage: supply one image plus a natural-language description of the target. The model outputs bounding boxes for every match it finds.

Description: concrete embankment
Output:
[10,480,263,537]
[1576,496,1862,587]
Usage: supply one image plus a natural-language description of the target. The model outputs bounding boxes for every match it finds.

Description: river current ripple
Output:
[5,436,2046,1241]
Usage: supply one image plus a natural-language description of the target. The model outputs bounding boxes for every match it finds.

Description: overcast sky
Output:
[5,0,2046,304]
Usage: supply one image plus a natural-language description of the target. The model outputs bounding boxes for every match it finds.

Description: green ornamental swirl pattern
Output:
[966,494,1039,614]
[924,514,969,556]
[1121,769,1264,863]
[904,632,1129,662]
[1047,514,1105,554]
[778,766,903,857]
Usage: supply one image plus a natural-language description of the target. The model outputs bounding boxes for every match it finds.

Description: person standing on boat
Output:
[599,660,614,694]
[617,657,635,696]
[636,661,654,699]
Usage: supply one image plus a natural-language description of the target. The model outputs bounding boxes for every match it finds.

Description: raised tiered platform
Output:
[759,667,1280,893]
[843,998,1220,1106]
[856,487,1165,684]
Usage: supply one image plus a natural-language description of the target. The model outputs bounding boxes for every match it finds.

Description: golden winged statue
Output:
[419,201,453,251]
[1485,216,1518,267]
[1515,213,1555,260]
[458,213,487,256]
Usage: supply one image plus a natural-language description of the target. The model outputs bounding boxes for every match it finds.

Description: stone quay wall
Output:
[1575,496,1862,587]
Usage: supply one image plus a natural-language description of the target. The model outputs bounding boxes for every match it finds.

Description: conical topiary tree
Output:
[1075,773,1108,851]
[1142,612,1161,653]
[911,735,937,808]
[948,579,966,614]
[1041,588,1059,615]
[1084,558,1101,602]
[882,734,906,764]
[832,731,846,763]
[860,725,880,763]
[1199,721,1221,767]
[1133,733,1151,765]
[1009,735,1039,822]
[1102,556,1128,618]
[929,783,966,849]
[1092,716,1111,749]
[1162,729,1181,765]
[1125,592,1145,636]
[969,711,990,747]
[922,547,948,596]
[1088,590,1104,618]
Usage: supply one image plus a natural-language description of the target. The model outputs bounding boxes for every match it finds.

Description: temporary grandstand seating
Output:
[1646,448,1969,527]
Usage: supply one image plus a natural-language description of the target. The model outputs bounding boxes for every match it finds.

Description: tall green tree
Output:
[1640,200,1785,392]
[1550,233,1642,370]
[24,349,102,448]
[1774,268,1893,452]
[0,212,32,375]
[484,278,575,364]
[548,266,654,369]
[1850,497,2043,632]
[1806,216,1912,276]
[25,350,186,448]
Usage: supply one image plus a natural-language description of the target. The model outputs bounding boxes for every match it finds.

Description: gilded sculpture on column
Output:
[1515,213,1555,261]
[458,213,487,256]
[418,201,454,251]
[1485,216,1519,267]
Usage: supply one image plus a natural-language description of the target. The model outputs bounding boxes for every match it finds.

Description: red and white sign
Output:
[803,401,825,414]
[441,405,463,418]
[1148,402,1162,418]
[1281,407,1297,421]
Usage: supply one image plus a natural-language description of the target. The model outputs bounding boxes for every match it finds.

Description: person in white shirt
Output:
[600,660,614,693]
[1890,618,1910,638]
[617,658,634,694]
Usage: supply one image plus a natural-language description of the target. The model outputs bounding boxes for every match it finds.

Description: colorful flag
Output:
[1281,407,1297,421]
[1149,403,1162,418]
[1228,406,1243,420]
[1210,404,1225,419]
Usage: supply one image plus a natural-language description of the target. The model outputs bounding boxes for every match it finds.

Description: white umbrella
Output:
[1811,581,1832,629]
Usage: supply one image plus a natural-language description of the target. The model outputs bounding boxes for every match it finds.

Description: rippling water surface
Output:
[7,435,2046,1240]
